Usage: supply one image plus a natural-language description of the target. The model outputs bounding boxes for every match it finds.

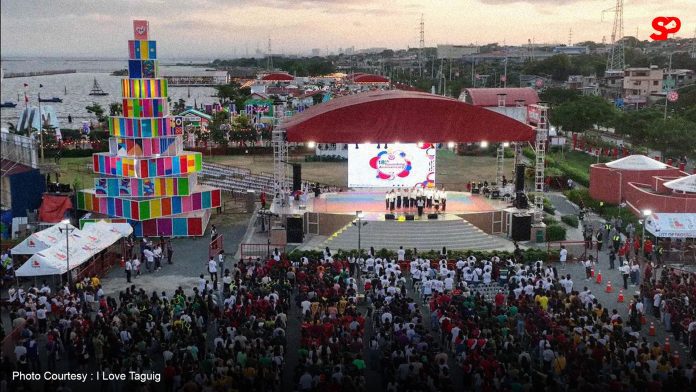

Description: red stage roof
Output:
[282,90,534,143]
[352,74,389,83]
[462,88,539,107]
[260,72,294,81]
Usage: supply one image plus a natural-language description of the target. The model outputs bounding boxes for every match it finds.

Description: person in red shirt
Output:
[644,239,654,260]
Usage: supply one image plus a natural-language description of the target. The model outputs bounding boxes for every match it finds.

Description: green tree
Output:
[550,96,617,133]
[613,109,662,147]
[108,102,122,117]
[649,117,696,159]
[540,88,580,106]
[86,103,107,123]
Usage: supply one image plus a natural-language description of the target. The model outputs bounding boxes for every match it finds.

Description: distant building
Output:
[623,66,663,106]
[161,68,229,86]
[565,75,599,95]
[552,46,590,55]
[599,70,624,100]
[437,44,479,59]
[663,69,694,90]
[311,48,321,56]
[459,88,539,123]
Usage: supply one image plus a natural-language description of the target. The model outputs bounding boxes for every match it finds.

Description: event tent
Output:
[11,223,81,255]
[15,221,132,277]
[645,213,696,238]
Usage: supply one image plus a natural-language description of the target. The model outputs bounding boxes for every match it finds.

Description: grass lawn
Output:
[54,149,517,191]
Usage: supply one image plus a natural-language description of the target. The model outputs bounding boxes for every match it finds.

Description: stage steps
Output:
[321,217,513,252]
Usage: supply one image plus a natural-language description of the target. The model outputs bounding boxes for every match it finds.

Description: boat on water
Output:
[39,97,63,103]
[0,101,17,108]
[88,78,109,96]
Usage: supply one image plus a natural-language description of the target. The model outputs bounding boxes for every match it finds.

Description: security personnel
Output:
[612,233,621,252]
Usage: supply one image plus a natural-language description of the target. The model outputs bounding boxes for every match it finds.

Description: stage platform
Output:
[272,190,510,220]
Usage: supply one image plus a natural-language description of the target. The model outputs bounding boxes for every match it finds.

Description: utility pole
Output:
[266,37,273,71]
[568,28,573,46]
[419,14,425,77]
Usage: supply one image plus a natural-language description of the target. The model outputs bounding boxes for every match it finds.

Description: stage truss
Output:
[533,104,549,224]
[272,128,289,199]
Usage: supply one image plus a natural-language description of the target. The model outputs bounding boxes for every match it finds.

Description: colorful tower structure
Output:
[77,20,221,237]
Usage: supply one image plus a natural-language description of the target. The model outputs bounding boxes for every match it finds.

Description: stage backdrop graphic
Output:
[348,143,436,188]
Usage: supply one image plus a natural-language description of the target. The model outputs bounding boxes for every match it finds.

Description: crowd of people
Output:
[2,247,292,392]
[4,231,696,391]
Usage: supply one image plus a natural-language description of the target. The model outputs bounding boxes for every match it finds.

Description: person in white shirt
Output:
[143,248,155,272]
[208,257,218,282]
[132,258,141,277]
[125,259,133,283]
[397,246,406,262]
[444,275,454,291]
[559,246,568,269]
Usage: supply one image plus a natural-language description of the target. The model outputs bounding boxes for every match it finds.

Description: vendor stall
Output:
[15,221,132,278]
[645,213,696,263]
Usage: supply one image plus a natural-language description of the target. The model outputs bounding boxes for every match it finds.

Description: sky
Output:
[1,0,694,58]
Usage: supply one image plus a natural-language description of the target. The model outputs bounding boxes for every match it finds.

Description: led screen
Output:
[348,143,436,188]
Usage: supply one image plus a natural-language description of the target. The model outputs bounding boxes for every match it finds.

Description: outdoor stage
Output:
[273,190,511,220]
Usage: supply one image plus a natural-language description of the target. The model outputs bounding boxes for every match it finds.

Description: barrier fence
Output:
[239,243,286,260]
[547,240,599,263]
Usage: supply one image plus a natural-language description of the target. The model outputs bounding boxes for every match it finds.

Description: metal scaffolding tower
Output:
[533,104,549,224]
[496,144,505,186]
[272,129,288,198]
[604,0,625,73]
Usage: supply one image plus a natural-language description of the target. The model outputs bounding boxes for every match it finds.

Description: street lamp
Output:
[353,211,367,256]
[59,219,75,287]
[641,209,652,260]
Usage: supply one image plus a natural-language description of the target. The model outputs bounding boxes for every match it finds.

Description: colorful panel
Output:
[128,40,157,60]
[121,78,167,98]
[93,175,196,197]
[108,117,173,138]
[77,187,221,221]
[109,136,182,157]
[122,98,168,118]
[92,152,202,178]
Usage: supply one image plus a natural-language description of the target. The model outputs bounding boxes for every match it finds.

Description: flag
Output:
[500,75,507,82]
[23,83,28,87]
[475,74,482,80]
[24,93,29,104]
[39,84,43,88]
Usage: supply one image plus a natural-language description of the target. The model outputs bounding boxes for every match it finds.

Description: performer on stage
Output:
[396,188,402,210]
[385,190,390,210]
[441,187,447,211]
[409,187,416,211]
[416,197,425,218]
[389,189,396,211]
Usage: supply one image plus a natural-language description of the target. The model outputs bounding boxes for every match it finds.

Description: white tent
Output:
[15,221,132,277]
[605,155,669,171]
[11,223,81,255]
[645,213,696,238]
[663,175,696,194]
